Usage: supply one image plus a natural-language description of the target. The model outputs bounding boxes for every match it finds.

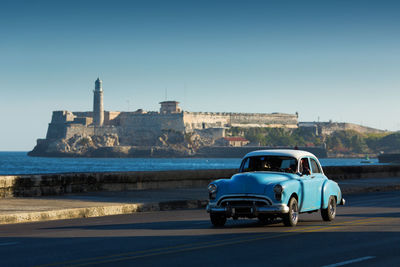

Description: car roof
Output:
[243,149,317,160]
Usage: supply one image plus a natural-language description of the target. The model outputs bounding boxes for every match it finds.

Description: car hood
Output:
[223,172,293,195]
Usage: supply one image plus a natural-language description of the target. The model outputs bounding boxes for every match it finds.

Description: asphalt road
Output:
[0,191,399,267]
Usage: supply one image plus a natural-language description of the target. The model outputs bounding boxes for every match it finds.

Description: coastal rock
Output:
[29,134,120,157]
[47,139,71,153]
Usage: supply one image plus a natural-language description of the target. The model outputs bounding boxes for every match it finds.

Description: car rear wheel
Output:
[321,196,336,221]
[210,214,227,227]
[283,197,299,227]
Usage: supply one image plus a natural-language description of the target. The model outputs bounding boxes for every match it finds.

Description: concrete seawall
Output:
[1,165,400,198]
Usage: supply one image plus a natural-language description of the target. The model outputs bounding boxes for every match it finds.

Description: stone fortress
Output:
[30,78,299,157]
[29,78,383,157]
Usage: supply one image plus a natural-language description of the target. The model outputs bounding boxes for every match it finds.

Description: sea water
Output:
[0,151,382,175]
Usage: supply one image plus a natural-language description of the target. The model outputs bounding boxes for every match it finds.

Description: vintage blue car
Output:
[206,149,345,227]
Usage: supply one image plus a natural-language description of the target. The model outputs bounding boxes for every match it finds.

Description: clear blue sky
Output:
[1,0,399,150]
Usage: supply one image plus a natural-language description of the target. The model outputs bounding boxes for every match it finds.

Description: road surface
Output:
[0,191,399,266]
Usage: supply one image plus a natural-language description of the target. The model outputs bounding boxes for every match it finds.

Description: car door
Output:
[308,157,325,209]
[298,157,313,211]
[298,157,325,211]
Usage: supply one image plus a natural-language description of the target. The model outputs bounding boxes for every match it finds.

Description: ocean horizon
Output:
[0,151,383,176]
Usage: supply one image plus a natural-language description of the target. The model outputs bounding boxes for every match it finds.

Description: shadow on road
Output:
[1,229,399,267]
[41,218,288,231]
[338,212,400,218]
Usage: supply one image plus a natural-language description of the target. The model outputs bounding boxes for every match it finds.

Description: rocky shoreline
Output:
[28,132,200,158]
[28,145,195,158]
[28,135,328,158]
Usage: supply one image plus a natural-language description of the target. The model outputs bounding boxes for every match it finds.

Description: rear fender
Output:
[321,180,342,209]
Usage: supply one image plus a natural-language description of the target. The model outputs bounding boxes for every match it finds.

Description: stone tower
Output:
[93,78,104,126]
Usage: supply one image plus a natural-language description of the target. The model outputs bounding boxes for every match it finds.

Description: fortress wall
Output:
[183,112,230,131]
[73,112,93,118]
[299,122,385,136]
[104,111,121,125]
[318,122,385,135]
[46,111,75,139]
[65,125,95,139]
[116,113,185,146]
[318,123,347,135]
[92,126,119,136]
[64,125,118,139]
[117,128,159,146]
[118,113,184,132]
[70,117,92,125]
[159,113,185,132]
[46,123,67,139]
[51,111,75,123]
[66,111,122,126]
[229,113,298,127]
[344,123,385,134]
[183,112,298,131]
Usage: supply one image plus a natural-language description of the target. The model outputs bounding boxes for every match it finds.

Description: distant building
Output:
[221,137,250,147]
[160,101,182,114]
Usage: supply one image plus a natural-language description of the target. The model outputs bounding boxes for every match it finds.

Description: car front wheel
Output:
[321,196,336,221]
[283,197,299,227]
[210,214,227,227]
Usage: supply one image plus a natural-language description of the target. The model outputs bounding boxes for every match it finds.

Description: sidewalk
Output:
[0,177,399,225]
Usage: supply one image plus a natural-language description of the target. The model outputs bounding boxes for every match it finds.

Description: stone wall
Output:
[46,111,95,139]
[0,169,234,198]
[104,111,121,125]
[118,112,184,132]
[64,125,118,139]
[183,112,298,131]
[116,112,185,146]
[183,112,230,131]
[46,123,67,139]
[230,113,298,128]
[1,165,400,198]
[299,122,386,136]
[46,111,73,139]
[50,111,76,123]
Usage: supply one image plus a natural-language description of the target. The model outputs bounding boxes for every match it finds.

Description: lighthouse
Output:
[93,78,104,126]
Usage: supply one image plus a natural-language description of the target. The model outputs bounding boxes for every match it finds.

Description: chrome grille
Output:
[217,195,272,207]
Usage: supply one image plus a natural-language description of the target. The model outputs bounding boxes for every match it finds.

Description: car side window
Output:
[310,158,321,174]
[240,158,250,172]
[300,157,311,175]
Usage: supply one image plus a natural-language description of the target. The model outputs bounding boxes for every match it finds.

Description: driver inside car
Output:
[300,158,311,175]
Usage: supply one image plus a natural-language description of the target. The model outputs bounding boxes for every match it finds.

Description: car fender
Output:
[321,180,342,209]
[279,179,302,205]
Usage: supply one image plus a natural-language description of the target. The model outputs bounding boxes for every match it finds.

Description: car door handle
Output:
[311,175,315,178]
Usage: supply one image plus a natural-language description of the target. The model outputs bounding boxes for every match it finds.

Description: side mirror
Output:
[296,172,303,177]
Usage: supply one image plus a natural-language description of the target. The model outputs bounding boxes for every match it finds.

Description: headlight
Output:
[208,184,218,194]
[273,184,283,201]
[273,184,283,194]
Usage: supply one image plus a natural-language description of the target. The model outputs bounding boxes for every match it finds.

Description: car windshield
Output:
[239,156,297,173]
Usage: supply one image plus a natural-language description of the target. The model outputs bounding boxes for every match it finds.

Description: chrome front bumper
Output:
[206,203,289,216]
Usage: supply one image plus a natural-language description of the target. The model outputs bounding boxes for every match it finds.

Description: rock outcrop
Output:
[28,132,215,158]
[29,134,120,157]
